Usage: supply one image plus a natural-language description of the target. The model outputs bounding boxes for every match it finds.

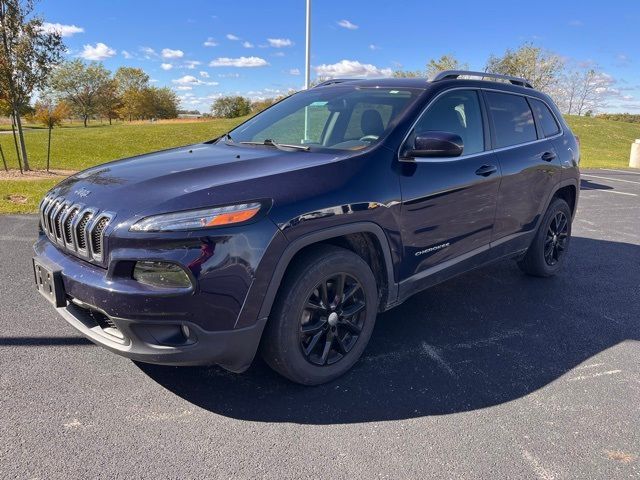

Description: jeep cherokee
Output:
[32,71,580,385]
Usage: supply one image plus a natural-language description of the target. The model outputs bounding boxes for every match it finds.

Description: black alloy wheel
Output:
[299,273,366,366]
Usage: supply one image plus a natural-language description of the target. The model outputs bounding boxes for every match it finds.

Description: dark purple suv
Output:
[32,71,580,385]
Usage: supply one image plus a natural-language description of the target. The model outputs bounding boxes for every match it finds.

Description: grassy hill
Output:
[1,115,638,214]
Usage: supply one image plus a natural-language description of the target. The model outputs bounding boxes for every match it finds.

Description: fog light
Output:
[133,261,192,289]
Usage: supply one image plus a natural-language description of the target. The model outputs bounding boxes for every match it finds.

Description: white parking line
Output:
[582,174,640,185]
[600,168,640,175]
[581,188,638,197]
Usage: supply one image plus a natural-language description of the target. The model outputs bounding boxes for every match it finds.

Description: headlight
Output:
[133,261,192,289]
[130,202,262,232]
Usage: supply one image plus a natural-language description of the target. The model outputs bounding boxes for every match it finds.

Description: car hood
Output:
[50,142,343,219]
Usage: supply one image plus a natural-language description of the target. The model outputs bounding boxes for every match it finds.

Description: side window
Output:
[344,103,393,140]
[485,92,537,148]
[530,98,561,138]
[412,90,484,155]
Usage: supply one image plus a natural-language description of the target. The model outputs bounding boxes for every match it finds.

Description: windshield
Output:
[223,86,423,152]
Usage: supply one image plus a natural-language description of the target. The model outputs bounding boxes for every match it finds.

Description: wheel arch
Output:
[257,222,398,321]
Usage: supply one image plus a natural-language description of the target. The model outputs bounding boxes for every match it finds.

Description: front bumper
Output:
[32,217,287,372]
[56,299,267,371]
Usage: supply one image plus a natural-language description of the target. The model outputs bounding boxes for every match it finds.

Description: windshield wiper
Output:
[239,139,310,152]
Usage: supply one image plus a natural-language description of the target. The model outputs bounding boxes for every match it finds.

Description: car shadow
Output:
[580,178,613,191]
[137,236,639,424]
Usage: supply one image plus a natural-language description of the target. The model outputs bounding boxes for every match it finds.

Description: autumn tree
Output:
[0,0,65,170]
[31,97,69,170]
[211,96,251,118]
[50,59,111,127]
[114,66,149,121]
[485,43,563,92]
[97,78,121,124]
[426,54,468,78]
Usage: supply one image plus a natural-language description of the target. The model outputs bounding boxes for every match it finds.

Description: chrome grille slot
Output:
[90,215,111,259]
[39,192,114,264]
[63,207,79,248]
[76,212,93,251]
[53,203,69,241]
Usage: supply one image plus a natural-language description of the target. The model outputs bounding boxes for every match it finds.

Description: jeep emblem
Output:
[74,188,91,198]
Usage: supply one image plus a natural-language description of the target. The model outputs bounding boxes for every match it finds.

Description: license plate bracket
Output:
[33,258,66,307]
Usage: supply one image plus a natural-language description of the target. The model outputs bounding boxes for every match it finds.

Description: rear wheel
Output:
[261,245,378,385]
[518,198,572,277]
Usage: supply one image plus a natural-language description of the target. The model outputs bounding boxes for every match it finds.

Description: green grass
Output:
[564,115,639,168]
[1,114,639,214]
[0,179,59,214]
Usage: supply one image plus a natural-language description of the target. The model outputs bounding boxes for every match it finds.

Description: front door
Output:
[397,89,500,282]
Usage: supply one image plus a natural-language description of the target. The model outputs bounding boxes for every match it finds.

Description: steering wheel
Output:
[359,135,379,143]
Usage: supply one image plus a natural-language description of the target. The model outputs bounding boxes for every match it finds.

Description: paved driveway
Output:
[1,169,638,478]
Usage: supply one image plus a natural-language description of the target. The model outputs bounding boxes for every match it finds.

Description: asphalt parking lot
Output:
[1,168,638,479]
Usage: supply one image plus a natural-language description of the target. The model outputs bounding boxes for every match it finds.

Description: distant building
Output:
[178,113,203,119]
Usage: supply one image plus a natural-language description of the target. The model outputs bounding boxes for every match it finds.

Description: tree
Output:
[51,59,111,127]
[211,96,251,118]
[485,43,563,92]
[31,97,69,170]
[114,67,149,121]
[392,70,423,78]
[574,69,611,115]
[140,86,178,119]
[426,54,468,78]
[0,0,65,170]
[97,78,121,124]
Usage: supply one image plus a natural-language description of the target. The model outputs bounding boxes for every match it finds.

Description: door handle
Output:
[541,151,557,162]
[475,164,498,177]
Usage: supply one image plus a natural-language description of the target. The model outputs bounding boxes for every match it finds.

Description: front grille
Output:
[39,193,114,264]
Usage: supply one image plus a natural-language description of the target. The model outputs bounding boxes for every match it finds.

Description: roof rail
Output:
[431,70,533,89]
[312,78,358,88]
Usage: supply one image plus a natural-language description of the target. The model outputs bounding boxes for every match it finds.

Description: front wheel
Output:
[261,245,378,385]
[518,198,572,277]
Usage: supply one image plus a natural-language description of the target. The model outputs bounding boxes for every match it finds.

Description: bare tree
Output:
[0,0,64,170]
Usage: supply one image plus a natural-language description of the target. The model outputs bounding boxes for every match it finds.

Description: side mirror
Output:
[402,131,463,160]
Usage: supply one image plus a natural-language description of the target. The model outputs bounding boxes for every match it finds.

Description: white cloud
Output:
[337,19,358,30]
[273,51,285,57]
[140,47,157,59]
[175,86,192,91]
[315,59,392,78]
[184,60,202,69]
[162,48,184,59]
[172,75,219,86]
[289,68,301,75]
[209,56,269,67]
[41,22,84,37]
[569,19,583,27]
[161,63,173,71]
[226,33,240,41]
[173,75,199,84]
[122,50,133,59]
[369,44,380,51]
[80,42,116,61]
[267,38,293,48]
[199,71,210,78]
[203,38,218,47]
[242,41,254,48]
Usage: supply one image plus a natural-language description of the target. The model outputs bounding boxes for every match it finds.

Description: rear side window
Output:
[530,98,561,137]
[486,92,537,148]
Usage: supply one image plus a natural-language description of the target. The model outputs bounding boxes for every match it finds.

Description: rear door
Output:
[397,89,500,282]
[484,91,562,249]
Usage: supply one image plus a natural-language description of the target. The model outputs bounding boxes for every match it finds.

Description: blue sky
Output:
[40,0,640,113]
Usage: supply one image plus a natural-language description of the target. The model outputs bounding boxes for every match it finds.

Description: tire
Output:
[518,198,572,277]
[261,244,378,385]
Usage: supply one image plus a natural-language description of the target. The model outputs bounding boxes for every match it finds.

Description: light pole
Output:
[303,0,311,141]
